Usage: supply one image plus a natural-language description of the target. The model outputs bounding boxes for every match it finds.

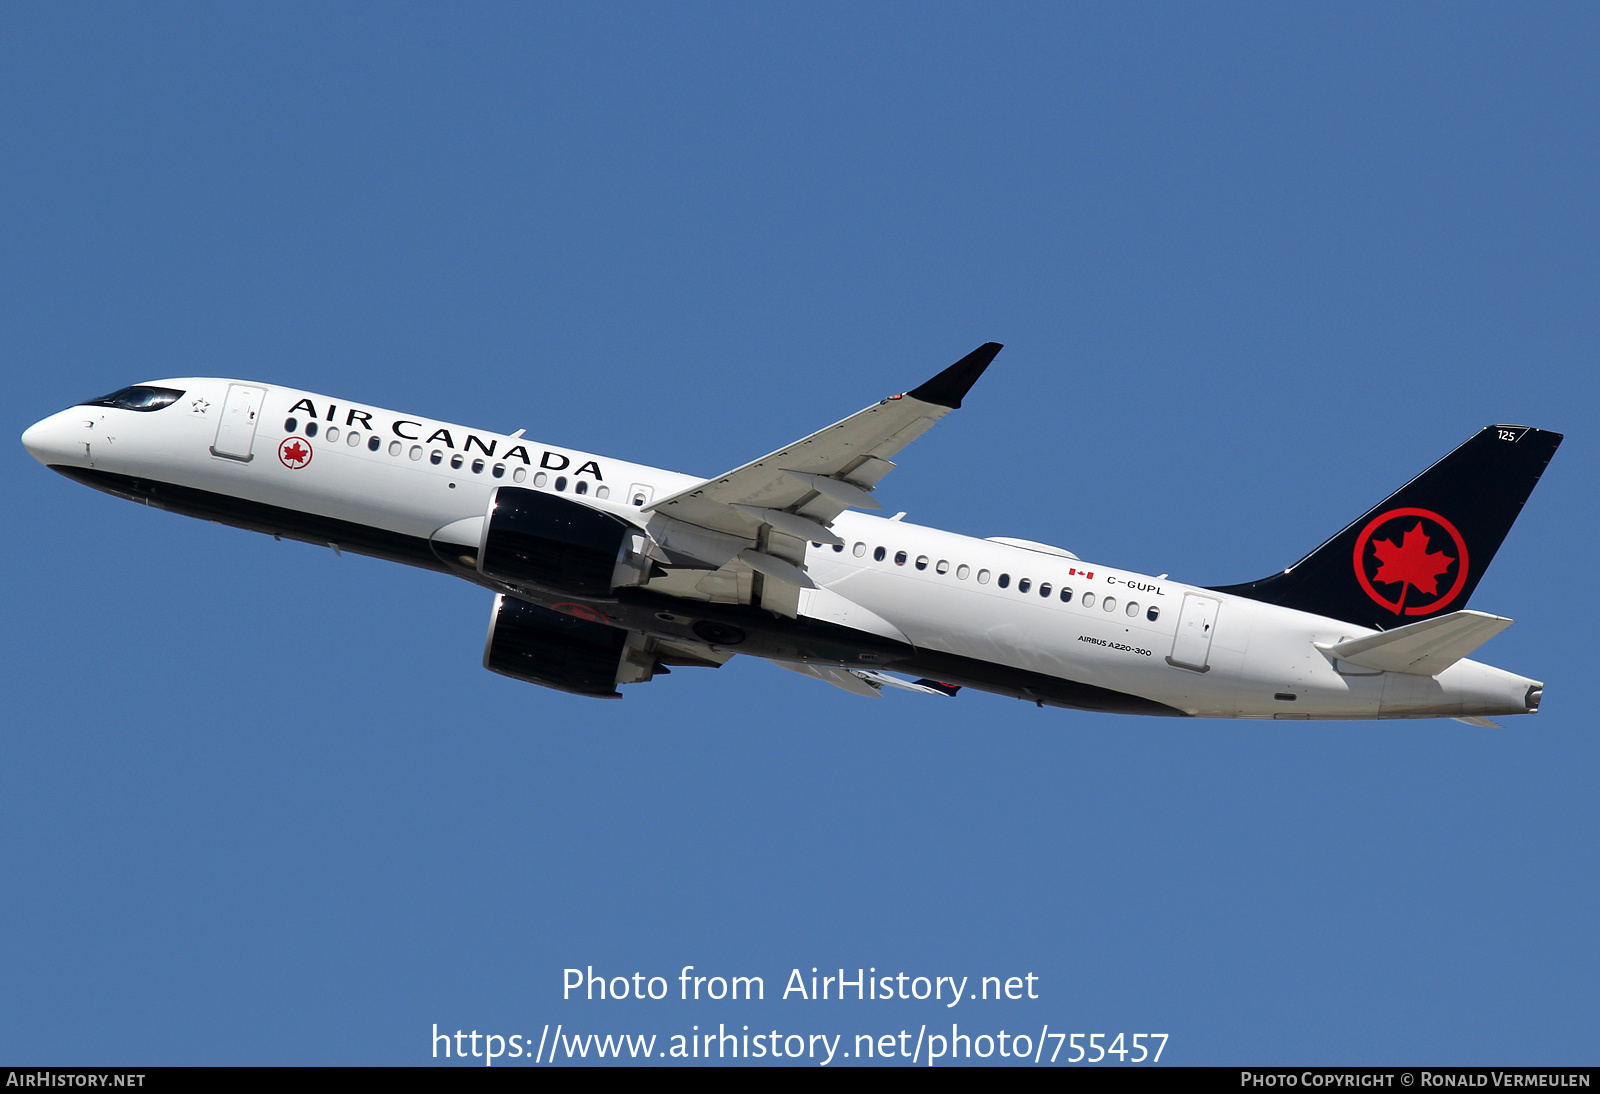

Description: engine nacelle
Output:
[483,594,629,698]
[477,487,645,597]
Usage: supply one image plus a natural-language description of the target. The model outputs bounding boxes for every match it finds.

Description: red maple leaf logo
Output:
[1369,520,1454,612]
[279,438,312,468]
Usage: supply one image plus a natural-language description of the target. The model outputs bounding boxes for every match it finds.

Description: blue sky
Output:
[3,2,1596,1065]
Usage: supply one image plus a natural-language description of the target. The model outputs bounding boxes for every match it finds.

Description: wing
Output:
[769,659,885,698]
[766,660,962,698]
[640,343,1002,617]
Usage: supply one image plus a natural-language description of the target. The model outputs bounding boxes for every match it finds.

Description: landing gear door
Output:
[211,383,267,462]
[1168,594,1220,672]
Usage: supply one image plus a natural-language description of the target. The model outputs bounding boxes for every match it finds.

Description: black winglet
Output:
[905,342,1003,409]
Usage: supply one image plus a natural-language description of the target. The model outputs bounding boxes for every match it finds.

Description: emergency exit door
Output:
[211,384,267,461]
[1168,593,1220,672]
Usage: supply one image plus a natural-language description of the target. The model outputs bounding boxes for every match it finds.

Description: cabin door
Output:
[1168,594,1220,672]
[211,384,267,461]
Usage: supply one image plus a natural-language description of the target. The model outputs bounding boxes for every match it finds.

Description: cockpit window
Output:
[80,386,185,412]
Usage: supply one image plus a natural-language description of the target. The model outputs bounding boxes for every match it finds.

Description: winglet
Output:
[905,342,1003,409]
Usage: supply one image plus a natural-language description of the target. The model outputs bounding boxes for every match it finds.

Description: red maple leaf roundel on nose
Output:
[278,437,312,469]
[1352,507,1469,617]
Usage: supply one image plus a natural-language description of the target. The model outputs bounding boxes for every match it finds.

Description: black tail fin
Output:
[1212,425,1562,631]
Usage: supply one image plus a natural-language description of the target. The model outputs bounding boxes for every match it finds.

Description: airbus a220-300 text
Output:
[22,345,1561,722]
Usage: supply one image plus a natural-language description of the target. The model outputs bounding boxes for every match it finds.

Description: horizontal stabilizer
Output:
[1316,610,1513,676]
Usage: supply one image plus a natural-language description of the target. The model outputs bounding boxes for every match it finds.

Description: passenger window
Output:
[305,422,318,438]
[1039,582,1051,598]
[555,476,568,491]
[513,467,527,483]
[873,546,886,561]
[326,426,340,442]
[936,560,949,574]
[628,484,654,506]
[471,459,484,474]
[915,555,928,570]
[347,431,361,447]
[833,543,844,552]
[368,436,381,452]
[430,450,443,465]
[575,480,588,494]
[533,472,548,487]
[997,573,1010,588]
[596,486,609,499]
[1126,601,1139,617]
[894,550,907,566]
[853,542,867,557]
[1147,606,1160,622]
[450,454,464,470]
[409,445,423,460]
[285,417,298,432]
[1017,577,1031,593]
[1081,592,1095,608]
[492,463,506,478]
[957,564,970,580]
[388,440,401,456]
[1060,587,1072,603]
[977,569,991,584]
[1103,596,1117,612]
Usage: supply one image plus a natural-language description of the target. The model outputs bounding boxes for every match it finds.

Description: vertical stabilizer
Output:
[1212,425,1561,630]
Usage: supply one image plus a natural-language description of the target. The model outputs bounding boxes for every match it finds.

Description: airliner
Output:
[21,344,1561,722]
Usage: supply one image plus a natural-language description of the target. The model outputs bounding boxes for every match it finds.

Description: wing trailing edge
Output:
[640,343,1003,617]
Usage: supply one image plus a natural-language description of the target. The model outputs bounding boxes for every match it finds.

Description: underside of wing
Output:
[638,343,1002,617]
[766,659,962,699]
[769,659,885,698]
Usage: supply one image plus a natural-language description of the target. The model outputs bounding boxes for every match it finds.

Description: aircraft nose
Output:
[21,410,78,466]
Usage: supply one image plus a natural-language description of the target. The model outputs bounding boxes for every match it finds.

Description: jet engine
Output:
[477,487,650,597]
[483,593,631,697]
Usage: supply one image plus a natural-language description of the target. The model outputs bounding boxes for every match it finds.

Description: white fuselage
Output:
[22,378,1541,720]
